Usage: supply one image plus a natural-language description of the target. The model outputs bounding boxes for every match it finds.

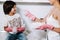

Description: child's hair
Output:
[3,1,16,14]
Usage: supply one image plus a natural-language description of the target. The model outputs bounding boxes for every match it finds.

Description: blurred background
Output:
[0,0,52,40]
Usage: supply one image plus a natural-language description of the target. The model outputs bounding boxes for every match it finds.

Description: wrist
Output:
[52,27,54,30]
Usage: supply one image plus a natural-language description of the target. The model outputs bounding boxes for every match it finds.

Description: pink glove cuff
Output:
[46,24,54,30]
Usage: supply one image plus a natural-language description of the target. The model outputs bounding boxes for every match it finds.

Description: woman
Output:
[35,0,60,40]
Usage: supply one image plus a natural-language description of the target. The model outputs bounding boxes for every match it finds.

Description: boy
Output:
[3,1,27,40]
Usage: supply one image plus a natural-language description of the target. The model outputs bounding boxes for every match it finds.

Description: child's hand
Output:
[25,10,36,21]
[17,27,25,32]
[36,24,54,30]
[4,27,12,32]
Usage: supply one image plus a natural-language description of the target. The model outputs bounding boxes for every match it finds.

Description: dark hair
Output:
[3,1,16,14]
[58,0,60,4]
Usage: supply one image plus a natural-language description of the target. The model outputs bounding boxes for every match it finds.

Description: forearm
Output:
[34,18,45,23]
[34,18,40,22]
[52,27,60,33]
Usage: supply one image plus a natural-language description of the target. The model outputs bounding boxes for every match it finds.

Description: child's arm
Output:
[4,20,12,32]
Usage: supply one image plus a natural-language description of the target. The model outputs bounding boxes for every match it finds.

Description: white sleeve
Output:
[20,18,25,27]
[17,13,25,27]
[3,17,8,27]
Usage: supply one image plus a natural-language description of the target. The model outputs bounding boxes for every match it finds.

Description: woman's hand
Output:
[36,24,54,30]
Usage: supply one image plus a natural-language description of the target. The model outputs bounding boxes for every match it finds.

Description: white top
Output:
[47,15,60,37]
[4,13,25,34]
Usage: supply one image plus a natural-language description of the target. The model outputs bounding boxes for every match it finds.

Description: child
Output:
[3,1,27,40]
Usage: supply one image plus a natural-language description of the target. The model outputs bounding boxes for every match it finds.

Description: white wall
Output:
[16,4,52,26]
[11,0,49,2]
[0,3,5,31]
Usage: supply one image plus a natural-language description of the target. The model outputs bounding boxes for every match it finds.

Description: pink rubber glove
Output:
[17,27,25,32]
[36,24,54,30]
[4,27,12,32]
[25,10,36,21]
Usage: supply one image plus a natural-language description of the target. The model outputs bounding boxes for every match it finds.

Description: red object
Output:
[4,27,12,32]
[36,24,54,30]
[25,11,36,21]
[17,27,25,32]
